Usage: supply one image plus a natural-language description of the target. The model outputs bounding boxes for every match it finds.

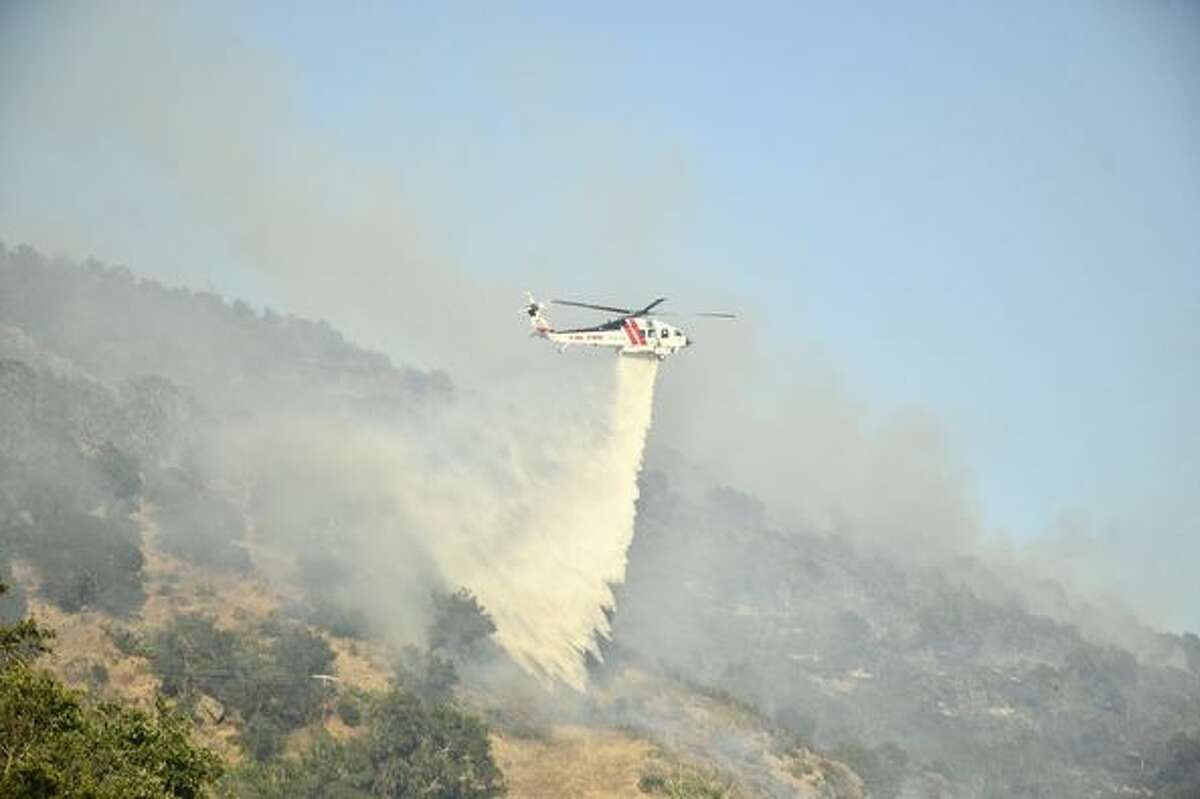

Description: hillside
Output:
[609,476,1200,796]
[0,243,860,797]
[2,242,1199,797]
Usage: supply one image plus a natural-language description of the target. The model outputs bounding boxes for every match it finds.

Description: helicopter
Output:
[523,292,735,361]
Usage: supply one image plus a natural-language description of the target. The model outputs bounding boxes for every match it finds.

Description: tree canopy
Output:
[0,582,223,797]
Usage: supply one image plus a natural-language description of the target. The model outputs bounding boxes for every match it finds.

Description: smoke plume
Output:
[219,354,659,689]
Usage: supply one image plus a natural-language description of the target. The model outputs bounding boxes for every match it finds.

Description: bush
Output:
[337,691,364,727]
[637,767,730,797]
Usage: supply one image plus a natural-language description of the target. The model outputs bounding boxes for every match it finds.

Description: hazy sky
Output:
[1,2,1197,628]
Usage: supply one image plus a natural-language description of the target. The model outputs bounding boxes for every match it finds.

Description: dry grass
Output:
[18,572,247,763]
[10,515,840,796]
[327,636,392,693]
[25,598,160,706]
[493,724,658,799]
[137,508,285,631]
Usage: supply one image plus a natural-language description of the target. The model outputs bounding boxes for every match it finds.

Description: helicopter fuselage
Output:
[537,315,690,360]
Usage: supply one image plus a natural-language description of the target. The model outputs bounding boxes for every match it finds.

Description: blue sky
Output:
[241,0,1200,537]
[1,2,1198,626]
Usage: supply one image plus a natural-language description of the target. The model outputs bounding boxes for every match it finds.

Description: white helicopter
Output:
[523,292,735,361]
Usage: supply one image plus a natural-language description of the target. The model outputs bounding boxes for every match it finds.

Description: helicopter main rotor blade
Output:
[633,297,668,316]
[654,311,737,319]
[551,296,730,318]
[552,299,635,315]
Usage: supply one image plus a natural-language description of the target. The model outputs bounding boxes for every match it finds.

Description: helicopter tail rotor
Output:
[523,292,552,335]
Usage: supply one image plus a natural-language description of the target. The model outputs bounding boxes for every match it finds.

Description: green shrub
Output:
[0,582,222,797]
[637,768,730,797]
[0,669,223,797]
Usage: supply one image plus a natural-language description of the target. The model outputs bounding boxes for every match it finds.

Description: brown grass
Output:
[327,636,392,693]
[492,724,659,799]
[25,598,160,707]
[137,508,285,631]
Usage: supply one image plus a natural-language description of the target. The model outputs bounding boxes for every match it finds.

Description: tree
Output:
[0,669,223,798]
[395,645,460,703]
[365,688,505,798]
[0,580,52,666]
[429,588,497,662]
[0,582,222,797]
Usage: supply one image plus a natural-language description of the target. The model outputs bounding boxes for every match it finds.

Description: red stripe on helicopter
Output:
[621,319,639,345]
[629,319,647,346]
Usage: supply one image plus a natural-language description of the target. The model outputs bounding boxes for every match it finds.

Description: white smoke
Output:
[419,356,660,689]
[224,354,660,690]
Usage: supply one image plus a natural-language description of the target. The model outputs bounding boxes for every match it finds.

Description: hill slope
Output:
[3,242,1199,797]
